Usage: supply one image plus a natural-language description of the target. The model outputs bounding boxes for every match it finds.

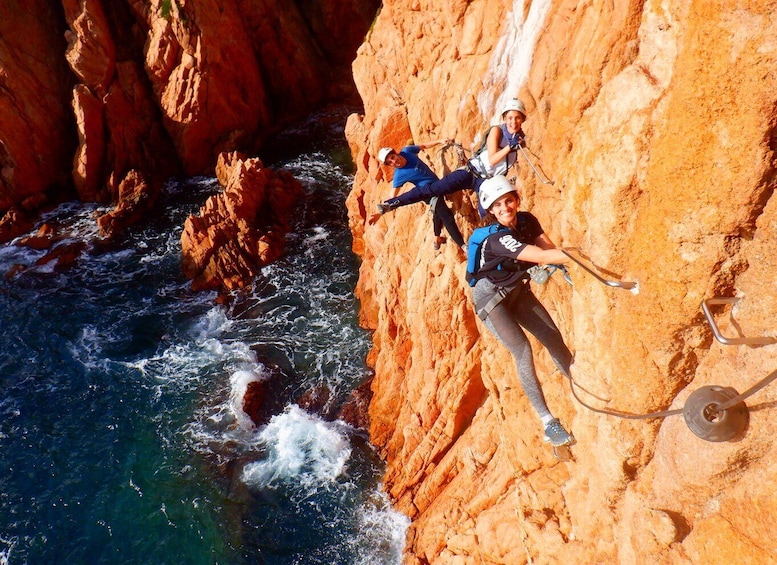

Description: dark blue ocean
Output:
[0,111,408,564]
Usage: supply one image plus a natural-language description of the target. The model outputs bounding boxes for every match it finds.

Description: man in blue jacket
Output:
[376,141,482,213]
[371,140,483,250]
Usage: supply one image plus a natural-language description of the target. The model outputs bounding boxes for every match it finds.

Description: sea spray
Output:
[0,536,16,565]
[349,487,411,565]
[241,405,351,490]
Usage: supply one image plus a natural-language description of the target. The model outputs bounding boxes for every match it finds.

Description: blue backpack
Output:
[465,224,510,286]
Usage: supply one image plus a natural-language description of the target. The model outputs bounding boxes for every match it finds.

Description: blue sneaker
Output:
[543,419,575,446]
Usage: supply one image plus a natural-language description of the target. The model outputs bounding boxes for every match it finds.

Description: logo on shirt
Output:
[499,234,520,252]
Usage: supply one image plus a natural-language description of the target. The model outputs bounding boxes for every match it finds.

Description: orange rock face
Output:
[346,1,777,563]
[180,151,303,293]
[1,0,379,240]
[0,1,76,220]
[64,0,181,205]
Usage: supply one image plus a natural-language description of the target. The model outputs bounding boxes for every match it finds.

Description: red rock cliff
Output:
[346,1,777,563]
[0,0,379,241]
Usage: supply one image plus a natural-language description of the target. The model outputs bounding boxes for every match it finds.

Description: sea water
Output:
[0,113,409,564]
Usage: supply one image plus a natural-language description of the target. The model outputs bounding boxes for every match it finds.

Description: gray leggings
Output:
[473,278,573,420]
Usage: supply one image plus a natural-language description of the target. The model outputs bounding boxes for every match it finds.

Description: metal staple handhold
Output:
[561,247,639,292]
[701,297,777,346]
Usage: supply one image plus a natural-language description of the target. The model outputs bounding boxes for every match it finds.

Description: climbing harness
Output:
[475,284,519,320]
[439,141,555,186]
[558,250,775,442]
[474,266,572,322]
[528,264,573,286]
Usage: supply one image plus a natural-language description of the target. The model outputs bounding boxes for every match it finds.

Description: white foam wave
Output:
[191,306,233,342]
[68,326,107,371]
[241,405,351,490]
[0,244,42,272]
[282,152,354,187]
[351,489,410,565]
[70,315,253,383]
[305,226,330,244]
[123,332,255,390]
[0,241,70,275]
[0,535,17,565]
[138,232,182,265]
[37,201,107,239]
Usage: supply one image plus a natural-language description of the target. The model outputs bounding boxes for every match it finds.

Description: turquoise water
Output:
[0,122,408,564]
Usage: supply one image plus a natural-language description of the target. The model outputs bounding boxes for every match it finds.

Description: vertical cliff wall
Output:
[0,1,76,231]
[345,1,777,562]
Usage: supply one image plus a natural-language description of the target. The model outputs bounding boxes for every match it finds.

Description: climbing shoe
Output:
[434,236,446,250]
[543,419,575,446]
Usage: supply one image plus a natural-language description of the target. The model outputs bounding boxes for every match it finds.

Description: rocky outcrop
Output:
[95,170,157,239]
[346,1,777,563]
[180,151,303,294]
[64,0,178,208]
[0,0,379,242]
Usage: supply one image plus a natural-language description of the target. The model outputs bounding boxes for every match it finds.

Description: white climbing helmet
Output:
[378,147,394,164]
[479,175,518,211]
[502,99,526,117]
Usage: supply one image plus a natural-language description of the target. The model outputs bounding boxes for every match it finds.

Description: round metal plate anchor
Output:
[683,385,749,442]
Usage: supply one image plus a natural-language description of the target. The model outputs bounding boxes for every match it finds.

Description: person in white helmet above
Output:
[469,98,526,179]
[468,174,575,448]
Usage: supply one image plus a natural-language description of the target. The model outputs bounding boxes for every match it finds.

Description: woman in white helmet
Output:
[469,99,526,179]
[470,174,575,447]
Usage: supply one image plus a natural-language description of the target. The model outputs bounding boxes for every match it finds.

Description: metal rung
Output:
[518,145,555,185]
[701,297,777,346]
[561,248,639,292]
